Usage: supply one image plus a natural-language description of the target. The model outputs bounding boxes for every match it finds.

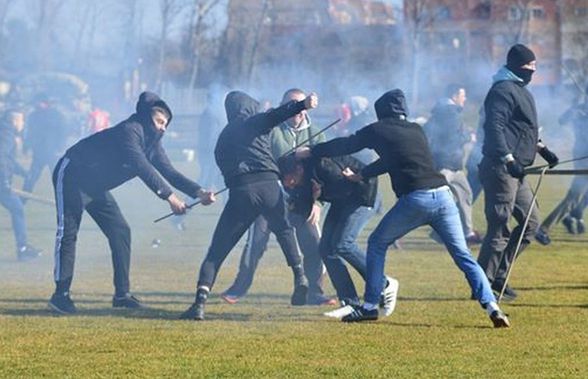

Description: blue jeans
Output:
[0,189,27,249]
[364,186,495,307]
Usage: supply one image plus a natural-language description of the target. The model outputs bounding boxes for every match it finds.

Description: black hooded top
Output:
[214,91,308,188]
[312,89,446,197]
[64,92,200,199]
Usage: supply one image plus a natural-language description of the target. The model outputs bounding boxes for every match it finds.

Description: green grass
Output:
[1,166,587,378]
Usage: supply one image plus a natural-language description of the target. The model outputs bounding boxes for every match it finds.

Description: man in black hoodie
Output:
[297,89,510,328]
[49,92,216,315]
[477,44,559,301]
[180,90,318,321]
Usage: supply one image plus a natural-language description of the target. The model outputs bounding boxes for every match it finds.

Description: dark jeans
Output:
[222,210,324,299]
[197,180,302,289]
[53,157,132,296]
[540,175,588,231]
[24,154,59,193]
[320,200,378,305]
[0,188,27,249]
[477,158,539,283]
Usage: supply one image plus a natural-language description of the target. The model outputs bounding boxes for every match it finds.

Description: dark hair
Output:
[445,84,464,98]
[281,88,305,105]
[277,154,301,177]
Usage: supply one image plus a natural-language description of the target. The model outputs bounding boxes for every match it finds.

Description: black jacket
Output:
[425,99,470,171]
[287,156,378,218]
[0,121,27,191]
[312,90,447,198]
[215,91,307,188]
[482,78,539,166]
[64,92,200,199]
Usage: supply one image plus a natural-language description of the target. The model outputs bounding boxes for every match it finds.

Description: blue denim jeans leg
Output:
[0,189,27,249]
[364,186,496,307]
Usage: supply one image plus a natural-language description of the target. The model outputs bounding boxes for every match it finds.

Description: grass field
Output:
[1,163,587,378]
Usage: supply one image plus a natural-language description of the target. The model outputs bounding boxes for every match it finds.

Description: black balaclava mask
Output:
[506,44,536,85]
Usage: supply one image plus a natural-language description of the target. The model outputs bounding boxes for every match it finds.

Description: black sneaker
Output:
[491,281,518,301]
[341,305,379,322]
[577,219,586,234]
[489,310,511,328]
[535,229,551,246]
[48,293,77,315]
[112,293,145,308]
[562,216,577,234]
[179,302,205,320]
[291,276,309,306]
[17,245,42,262]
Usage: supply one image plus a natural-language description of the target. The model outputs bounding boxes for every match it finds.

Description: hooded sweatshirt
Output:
[312,89,446,197]
[481,66,539,166]
[214,91,308,188]
[64,92,200,199]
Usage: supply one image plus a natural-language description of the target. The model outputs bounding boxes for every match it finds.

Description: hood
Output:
[224,91,260,123]
[492,66,524,85]
[134,92,173,137]
[374,89,408,120]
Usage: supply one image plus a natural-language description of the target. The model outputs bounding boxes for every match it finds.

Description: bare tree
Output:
[35,0,67,70]
[155,0,189,91]
[246,0,269,85]
[186,0,223,93]
[0,0,14,57]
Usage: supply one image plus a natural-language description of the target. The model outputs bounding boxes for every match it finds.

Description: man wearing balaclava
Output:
[477,44,559,301]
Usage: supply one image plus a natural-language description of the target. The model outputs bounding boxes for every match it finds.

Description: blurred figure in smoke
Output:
[535,85,588,244]
[48,92,215,315]
[477,44,559,301]
[425,84,483,245]
[196,89,225,190]
[220,89,332,306]
[332,99,352,137]
[180,90,318,321]
[0,109,42,261]
[465,108,485,202]
[86,106,111,136]
[23,93,68,195]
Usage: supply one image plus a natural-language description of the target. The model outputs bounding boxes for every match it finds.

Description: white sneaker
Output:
[381,276,399,317]
[323,305,355,319]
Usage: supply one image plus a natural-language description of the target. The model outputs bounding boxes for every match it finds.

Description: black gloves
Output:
[539,147,559,168]
[506,160,525,179]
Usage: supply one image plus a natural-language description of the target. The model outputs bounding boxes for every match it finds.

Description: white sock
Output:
[363,302,378,311]
[485,301,500,316]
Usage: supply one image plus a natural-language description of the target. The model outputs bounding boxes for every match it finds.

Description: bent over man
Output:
[49,92,215,315]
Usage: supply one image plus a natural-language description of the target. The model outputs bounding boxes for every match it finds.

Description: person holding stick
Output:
[49,92,215,315]
[180,90,318,321]
[477,44,559,301]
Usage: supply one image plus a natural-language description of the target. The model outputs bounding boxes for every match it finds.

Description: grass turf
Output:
[1,167,587,378]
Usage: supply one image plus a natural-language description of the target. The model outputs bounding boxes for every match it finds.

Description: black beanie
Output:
[506,44,536,70]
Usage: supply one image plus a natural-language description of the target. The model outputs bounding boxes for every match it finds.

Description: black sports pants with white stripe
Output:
[52,157,131,296]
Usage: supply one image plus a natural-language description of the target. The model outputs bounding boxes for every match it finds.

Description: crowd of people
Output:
[2,43,585,329]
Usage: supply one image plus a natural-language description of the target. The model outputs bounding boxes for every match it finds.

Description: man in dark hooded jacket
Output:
[296,89,510,328]
[180,90,318,321]
[49,92,216,315]
[477,44,559,301]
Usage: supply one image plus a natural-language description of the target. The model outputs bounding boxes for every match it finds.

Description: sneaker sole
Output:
[324,305,355,318]
[221,294,240,305]
[48,301,75,315]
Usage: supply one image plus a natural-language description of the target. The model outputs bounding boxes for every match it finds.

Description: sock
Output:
[55,278,72,296]
[484,301,500,316]
[195,286,210,304]
[363,302,378,311]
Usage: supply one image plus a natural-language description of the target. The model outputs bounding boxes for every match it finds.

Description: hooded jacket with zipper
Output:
[64,91,200,199]
[214,91,308,188]
[482,66,539,166]
[311,89,446,198]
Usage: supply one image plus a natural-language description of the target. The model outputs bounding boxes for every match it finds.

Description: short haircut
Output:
[281,88,305,105]
[445,84,464,99]
[277,154,301,177]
